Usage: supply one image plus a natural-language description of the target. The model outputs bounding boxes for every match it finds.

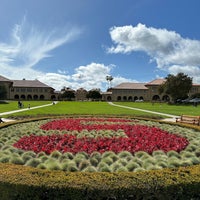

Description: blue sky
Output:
[0,0,200,91]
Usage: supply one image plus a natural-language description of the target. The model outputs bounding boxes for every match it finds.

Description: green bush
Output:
[118,151,132,158]
[50,150,62,159]
[110,162,122,172]
[46,160,61,170]
[89,157,99,167]
[9,155,24,165]
[126,161,140,172]
[25,158,41,168]
[101,157,113,166]
[83,166,97,172]
[78,160,90,171]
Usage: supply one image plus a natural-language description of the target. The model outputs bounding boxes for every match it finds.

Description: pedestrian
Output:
[28,104,30,109]
[18,101,21,108]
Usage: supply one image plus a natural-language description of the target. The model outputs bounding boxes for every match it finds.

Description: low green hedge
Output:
[0,163,199,200]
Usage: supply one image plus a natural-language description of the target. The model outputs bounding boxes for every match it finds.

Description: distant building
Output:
[75,88,88,101]
[0,75,57,100]
[2,74,200,102]
[0,75,13,99]
[102,79,200,102]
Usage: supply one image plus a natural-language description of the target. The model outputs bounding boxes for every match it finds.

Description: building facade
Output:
[0,75,57,100]
[2,74,200,102]
[102,79,200,102]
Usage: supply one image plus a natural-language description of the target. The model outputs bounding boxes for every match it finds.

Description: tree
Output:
[159,73,192,103]
[0,85,7,100]
[86,89,102,100]
[60,90,75,101]
[106,75,113,89]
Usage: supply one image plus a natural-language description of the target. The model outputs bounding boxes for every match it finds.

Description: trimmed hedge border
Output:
[0,163,199,200]
[0,116,200,199]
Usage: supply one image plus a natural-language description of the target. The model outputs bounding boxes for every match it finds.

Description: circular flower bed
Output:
[0,117,200,172]
[14,118,188,154]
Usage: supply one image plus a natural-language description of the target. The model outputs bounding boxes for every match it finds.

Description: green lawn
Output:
[0,101,162,118]
[0,101,52,113]
[1,100,200,118]
[115,102,200,116]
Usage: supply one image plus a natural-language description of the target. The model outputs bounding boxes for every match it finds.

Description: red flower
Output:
[13,118,189,154]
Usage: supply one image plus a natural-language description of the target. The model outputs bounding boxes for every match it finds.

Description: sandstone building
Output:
[1,74,200,102]
[102,79,200,102]
[0,75,57,100]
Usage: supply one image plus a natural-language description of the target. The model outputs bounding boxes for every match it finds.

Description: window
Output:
[33,88,38,92]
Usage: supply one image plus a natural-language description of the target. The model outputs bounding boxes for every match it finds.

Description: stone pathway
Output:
[108,102,179,122]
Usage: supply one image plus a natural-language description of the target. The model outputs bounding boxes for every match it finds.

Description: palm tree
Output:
[106,75,113,89]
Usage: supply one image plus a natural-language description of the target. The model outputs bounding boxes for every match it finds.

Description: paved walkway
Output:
[0,102,58,122]
[108,102,179,122]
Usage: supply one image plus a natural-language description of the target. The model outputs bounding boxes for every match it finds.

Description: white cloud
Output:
[36,62,136,91]
[111,76,138,88]
[0,17,82,74]
[38,73,71,90]
[108,23,200,82]
[168,65,200,83]
[57,62,113,90]
[31,63,111,91]
[0,18,138,92]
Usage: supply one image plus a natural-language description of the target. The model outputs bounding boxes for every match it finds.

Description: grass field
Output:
[0,101,52,113]
[1,100,200,118]
[115,102,200,116]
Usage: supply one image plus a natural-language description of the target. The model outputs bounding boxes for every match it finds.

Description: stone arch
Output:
[107,96,112,101]
[117,96,121,101]
[21,95,25,100]
[14,94,19,99]
[123,96,127,101]
[134,96,138,101]
[128,96,132,101]
[27,95,32,100]
[40,95,45,100]
[152,95,160,101]
[33,95,38,100]
[162,95,170,102]
[51,95,56,100]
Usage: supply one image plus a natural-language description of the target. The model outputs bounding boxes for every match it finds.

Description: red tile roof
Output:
[146,79,166,85]
[113,82,148,90]
[12,79,52,88]
[0,75,12,82]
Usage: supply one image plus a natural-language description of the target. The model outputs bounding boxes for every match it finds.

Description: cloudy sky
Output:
[0,0,200,91]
